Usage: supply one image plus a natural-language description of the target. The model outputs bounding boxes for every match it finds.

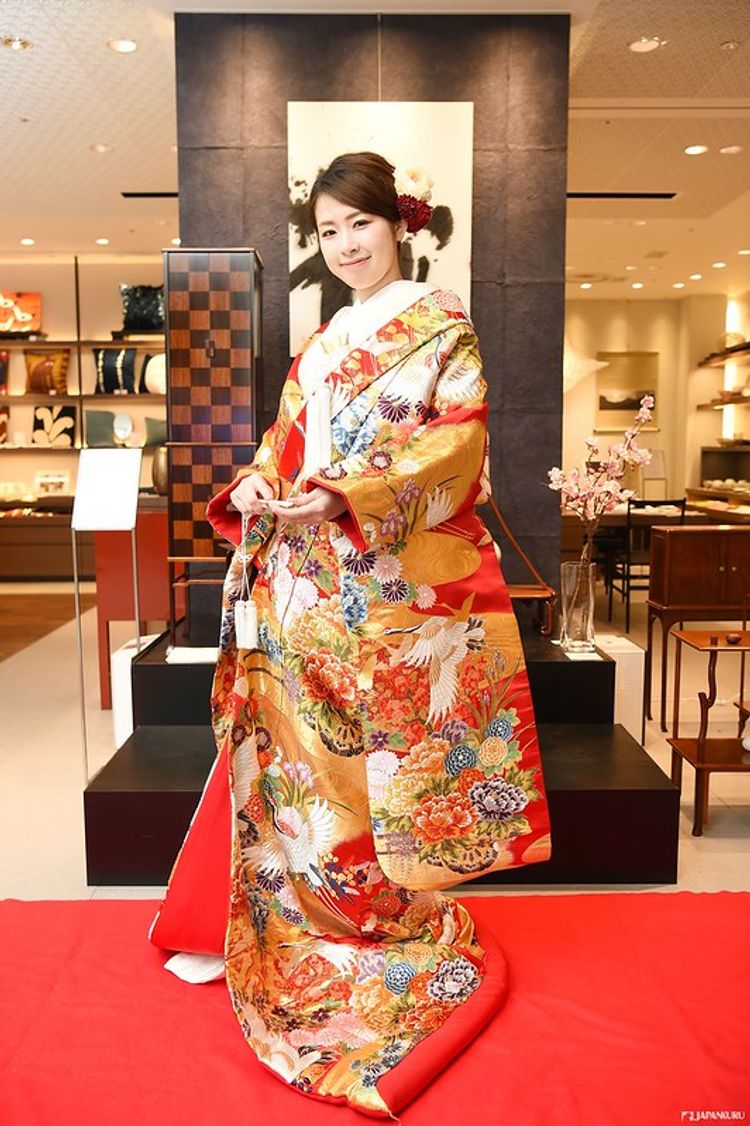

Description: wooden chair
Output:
[608,497,686,633]
[484,493,557,636]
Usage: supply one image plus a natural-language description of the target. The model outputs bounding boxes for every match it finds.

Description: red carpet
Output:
[1,893,748,1125]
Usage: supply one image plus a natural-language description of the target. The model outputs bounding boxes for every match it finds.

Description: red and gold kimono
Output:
[151,284,552,1117]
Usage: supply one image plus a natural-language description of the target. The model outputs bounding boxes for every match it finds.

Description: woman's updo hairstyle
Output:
[307,152,401,230]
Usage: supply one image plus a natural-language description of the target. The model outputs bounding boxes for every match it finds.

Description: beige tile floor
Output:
[0,582,747,901]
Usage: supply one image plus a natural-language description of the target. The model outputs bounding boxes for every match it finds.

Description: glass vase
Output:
[559,560,596,653]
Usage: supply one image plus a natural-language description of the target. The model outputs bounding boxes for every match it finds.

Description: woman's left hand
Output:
[267,486,347,525]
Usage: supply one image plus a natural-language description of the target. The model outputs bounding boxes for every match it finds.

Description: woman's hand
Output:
[228,472,276,516]
[268,486,347,525]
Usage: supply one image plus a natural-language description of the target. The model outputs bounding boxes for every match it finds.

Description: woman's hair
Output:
[307,152,400,229]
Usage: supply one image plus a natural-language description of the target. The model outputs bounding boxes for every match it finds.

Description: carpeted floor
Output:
[0,593,96,661]
[1,893,748,1125]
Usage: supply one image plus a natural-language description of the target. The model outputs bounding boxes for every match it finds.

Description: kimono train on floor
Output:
[150,283,552,1117]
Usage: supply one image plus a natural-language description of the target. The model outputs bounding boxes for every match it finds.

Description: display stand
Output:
[71,448,142,783]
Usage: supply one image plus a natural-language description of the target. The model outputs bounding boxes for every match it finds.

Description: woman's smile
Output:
[315,192,406,300]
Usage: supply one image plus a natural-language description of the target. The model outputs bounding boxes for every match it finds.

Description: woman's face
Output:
[315,193,406,301]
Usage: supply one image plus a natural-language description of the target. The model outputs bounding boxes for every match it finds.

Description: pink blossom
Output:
[548,396,654,562]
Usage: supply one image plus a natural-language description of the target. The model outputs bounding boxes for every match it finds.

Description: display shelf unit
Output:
[0,255,166,508]
[693,345,750,478]
[685,485,750,525]
[697,342,750,368]
[700,445,750,483]
[697,392,750,410]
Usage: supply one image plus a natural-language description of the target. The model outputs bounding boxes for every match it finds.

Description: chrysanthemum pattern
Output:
[188,289,551,1116]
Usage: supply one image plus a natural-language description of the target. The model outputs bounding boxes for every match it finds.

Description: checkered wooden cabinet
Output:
[163,248,262,560]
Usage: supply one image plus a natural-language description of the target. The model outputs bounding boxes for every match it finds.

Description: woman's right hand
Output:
[228,472,276,516]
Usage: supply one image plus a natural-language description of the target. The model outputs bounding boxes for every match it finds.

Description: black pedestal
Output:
[84,722,678,886]
[130,628,616,730]
[132,627,214,727]
[523,631,615,724]
[84,726,216,885]
[476,723,679,885]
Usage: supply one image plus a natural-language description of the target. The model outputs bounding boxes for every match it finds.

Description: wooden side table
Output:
[667,629,750,836]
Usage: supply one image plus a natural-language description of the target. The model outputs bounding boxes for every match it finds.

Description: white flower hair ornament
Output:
[394,167,434,233]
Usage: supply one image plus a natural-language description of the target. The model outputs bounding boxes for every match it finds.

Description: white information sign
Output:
[71,448,143,532]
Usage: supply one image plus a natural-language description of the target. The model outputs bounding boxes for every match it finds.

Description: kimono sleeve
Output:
[206,420,281,548]
[306,325,489,553]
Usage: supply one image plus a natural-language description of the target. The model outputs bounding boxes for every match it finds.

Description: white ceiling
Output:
[1,0,749,302]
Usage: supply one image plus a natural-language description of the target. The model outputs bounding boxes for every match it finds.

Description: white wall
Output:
[565,295,728,494]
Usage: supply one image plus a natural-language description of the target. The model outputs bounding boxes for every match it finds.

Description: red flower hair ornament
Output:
[395,167,435,234]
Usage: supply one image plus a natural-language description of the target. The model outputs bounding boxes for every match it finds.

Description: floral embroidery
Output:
[192,289,551,1116]
[372,555,402,582]
[343,548,377,575]
[380,507,407,538]
[369,449,392,472]
[377,394,411,423]
[302,649,358,708]
[320,463,347,480]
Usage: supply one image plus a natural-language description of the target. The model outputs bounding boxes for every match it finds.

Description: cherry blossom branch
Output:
[547,394,654,565]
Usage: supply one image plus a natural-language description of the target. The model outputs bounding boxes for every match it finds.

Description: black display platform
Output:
[132,625,214,727]
[84,723,678,886]
[131,626,616,728]
[476,723,678,885]
[84,726,216,886]
[522,632,615,724]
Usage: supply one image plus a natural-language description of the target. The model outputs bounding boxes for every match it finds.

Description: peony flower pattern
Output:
[180,288,552,1116]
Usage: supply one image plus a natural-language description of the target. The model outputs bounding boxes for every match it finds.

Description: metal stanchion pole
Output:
[71,527,90,784]
[131,526,142,653]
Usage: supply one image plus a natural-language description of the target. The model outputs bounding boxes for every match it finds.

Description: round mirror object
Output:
[113,411,134,445]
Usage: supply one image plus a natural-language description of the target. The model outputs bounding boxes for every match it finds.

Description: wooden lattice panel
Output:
[164,248,262,562]
[168,443,253,559]
[166,250,256,444]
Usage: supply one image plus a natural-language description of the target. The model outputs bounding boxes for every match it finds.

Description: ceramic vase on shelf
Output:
[152,445,168,496]
[559,560,596,653]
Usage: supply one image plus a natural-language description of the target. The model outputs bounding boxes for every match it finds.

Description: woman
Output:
[151,152,551,1117]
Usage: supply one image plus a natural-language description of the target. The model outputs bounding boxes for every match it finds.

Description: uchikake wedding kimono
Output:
[150,280,552,1117]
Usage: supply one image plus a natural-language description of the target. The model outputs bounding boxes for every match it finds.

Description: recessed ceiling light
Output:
[712,261,727,269]
[90,143,112,154]
[579,283,592,290]
[171,237,182,246]
[719,145,743,155]
[107,38,137,53]
[684,145,709,156]
[689,273,703,280]
[720,40,740,50]
[672,282,685,289]
[2,35,33,51]
[632,220,647,226]
[20,237,35,246]
[631,282,644,289]
[738,249,750,256]
[629,36,666,53]
[625,265,638,271]
[95,238,110,246]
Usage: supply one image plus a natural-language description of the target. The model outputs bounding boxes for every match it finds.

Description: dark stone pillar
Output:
[175,11,568,588]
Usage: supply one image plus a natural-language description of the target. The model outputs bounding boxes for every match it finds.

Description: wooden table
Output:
[560,507,706,563]
[667,629,750,836]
